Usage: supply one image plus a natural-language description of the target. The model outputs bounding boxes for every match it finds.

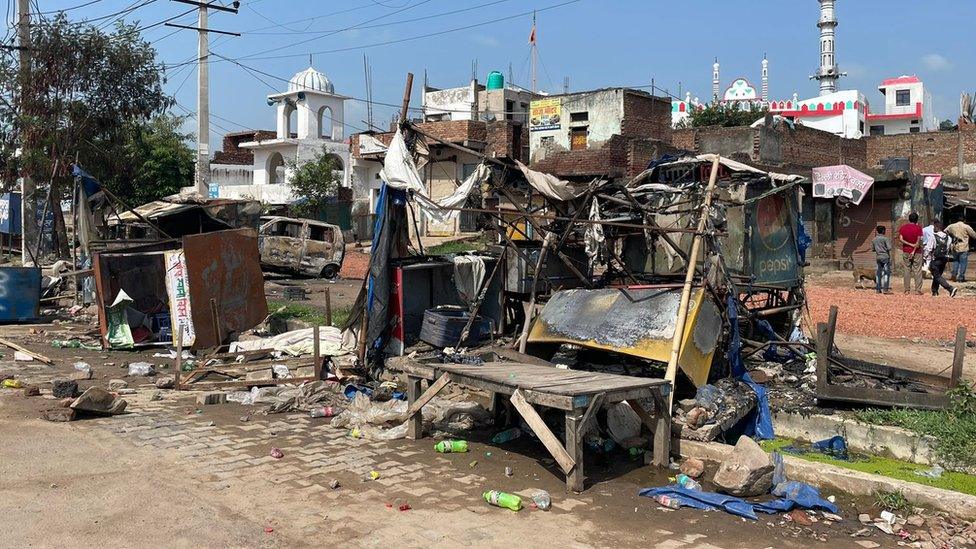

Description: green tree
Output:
[939,119,958,132]
[88,115,194,206]
[0,14,172,257]
[684,102,770,128]
[286,148,342,217]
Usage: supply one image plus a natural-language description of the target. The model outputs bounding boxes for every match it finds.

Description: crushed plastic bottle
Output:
[675,474,702,491]
[531,490,551,511]
[2,378,23,389]
[483,490,522,511]
[434,440,469,453]
[309,406,336,418]
[654,494,681,509]
[51,339,82,348]
[491,427,522,444]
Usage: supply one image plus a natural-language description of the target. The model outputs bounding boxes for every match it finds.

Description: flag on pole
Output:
[528,11,536,44]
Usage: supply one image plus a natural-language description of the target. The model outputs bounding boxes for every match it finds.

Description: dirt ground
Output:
[1,267,967,547]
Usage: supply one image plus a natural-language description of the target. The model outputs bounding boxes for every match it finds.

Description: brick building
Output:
[528,88,674,180]
[349,119,528,237]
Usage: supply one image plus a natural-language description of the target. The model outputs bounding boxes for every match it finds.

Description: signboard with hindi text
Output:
[164,250,195,347]
[811,165,875,205]
[529,98,561,132]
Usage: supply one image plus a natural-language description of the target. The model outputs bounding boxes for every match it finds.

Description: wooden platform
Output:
[388,358,672,492]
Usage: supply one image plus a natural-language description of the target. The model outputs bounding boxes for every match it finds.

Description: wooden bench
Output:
[389,359,672,492]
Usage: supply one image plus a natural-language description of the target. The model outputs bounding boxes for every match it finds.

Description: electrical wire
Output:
[36,0,104,14]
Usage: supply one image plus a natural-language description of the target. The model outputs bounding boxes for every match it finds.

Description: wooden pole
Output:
[399,72,414,124]
[951,326,967,389]
[324,287,332,327]
[518,232,553,353]
[663,156,720,408]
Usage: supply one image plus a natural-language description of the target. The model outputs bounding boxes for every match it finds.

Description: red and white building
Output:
[866,75,935,136]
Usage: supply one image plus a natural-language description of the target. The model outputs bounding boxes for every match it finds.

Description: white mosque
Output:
[209,65,352,204]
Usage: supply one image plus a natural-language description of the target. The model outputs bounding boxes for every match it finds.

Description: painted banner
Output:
[921,173,942,190]
[811,165,874,205]
[749,193,799,287]
[164,250,195,347]
[529,98,561,132]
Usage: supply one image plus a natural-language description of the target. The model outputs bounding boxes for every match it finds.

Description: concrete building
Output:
[528,88,674,180]
[423,72,537,125]
[209,65,351,205]
[866,75,936,135]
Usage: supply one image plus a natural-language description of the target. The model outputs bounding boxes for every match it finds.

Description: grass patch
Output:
[268,300,351,328]
[853,385,976,469]
[425,236,487,256]
[760,437,976,496]
[874,489,910,512]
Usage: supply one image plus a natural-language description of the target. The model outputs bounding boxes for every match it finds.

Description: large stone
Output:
[70,387,127,415]
[108,379,128,391]
[196,392,226,406]
[155,376,175,389]
[679,457,705,479]
[711,435,773,497]
[42,407,77,422]
[51,378,79,399]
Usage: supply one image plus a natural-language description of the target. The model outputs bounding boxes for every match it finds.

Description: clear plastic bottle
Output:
[675,474,702,491]
[434,440,469,453]
[310,406,335,418]
[531,490,551,510]
[491,427,522,444]
[483,490,522,511]
[654,494,681,509]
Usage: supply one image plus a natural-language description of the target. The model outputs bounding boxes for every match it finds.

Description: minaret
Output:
[812,0,844,96]
[761,54,769,103]
[712,58,720,102]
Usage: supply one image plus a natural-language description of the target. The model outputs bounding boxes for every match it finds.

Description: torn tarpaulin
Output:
[638,483,837,520]
[727,294,774,441]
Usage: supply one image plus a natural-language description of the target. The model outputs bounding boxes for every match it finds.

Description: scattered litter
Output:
[127,362,155,376]
[468,460,478,468]
[530,489,551,511]
[434,440,469,453]
[309,406,336,418]
[14,351,33,362]
[491,427,522,444]
[207,420,215,427]
[505,466,513,477]
[3,378,23,389]
[270,447,284,459]
[398,504,411,511]
[329,479,340,490]
[914,464,944,479]
[484,490,522,511]
[264,527,274,534]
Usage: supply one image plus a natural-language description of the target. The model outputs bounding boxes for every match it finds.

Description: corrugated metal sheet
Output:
[182,229,269,349]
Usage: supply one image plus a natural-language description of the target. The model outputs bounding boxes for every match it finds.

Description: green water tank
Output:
[486,71,504,90]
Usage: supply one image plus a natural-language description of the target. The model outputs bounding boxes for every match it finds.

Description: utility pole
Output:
[18,0,36,266]
[529,11,537,93]
[167,1,239,197]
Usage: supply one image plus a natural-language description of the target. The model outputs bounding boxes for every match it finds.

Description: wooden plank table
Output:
[388,359,672,492]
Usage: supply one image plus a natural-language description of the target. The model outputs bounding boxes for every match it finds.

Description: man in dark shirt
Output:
[872,225,892,294]
[898,212,924,294]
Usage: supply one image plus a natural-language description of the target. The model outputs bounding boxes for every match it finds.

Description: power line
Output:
[232,0,581,62]
[37,0,103,14]
[236,0,433,61]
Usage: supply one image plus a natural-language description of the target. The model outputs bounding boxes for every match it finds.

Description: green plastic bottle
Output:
[483,490,522,511]
[434,440,469,453]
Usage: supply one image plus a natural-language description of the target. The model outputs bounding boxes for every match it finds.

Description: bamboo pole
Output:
[663,156,720,409]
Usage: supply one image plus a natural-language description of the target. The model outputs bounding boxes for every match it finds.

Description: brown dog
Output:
[853,267,876,289]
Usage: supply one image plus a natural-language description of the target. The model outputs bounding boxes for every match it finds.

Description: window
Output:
[870,125,885,136]
[895,89,911,107]
[506,100,515,121]
[570,127,587,150]
[570,111,589,122]
[909,127,920,133]
[910,119,919,124]
[318,106,333,139]
[859,121,865,134]
[308,224,334,242]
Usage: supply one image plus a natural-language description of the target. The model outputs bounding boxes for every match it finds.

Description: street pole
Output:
[195,4,210,196]
[168,0,241,197]
[17,0,36,266]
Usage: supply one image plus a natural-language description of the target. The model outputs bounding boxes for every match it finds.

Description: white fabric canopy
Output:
[514,160,589,201]
[381,128,490,223]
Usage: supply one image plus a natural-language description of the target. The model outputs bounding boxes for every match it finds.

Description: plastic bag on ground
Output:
[128,362,155,376]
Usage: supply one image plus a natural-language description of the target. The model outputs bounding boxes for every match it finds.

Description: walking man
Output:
[926,221,958,297]
[898,212,924,294]
[945,219,976,282]
[872,225,892,294]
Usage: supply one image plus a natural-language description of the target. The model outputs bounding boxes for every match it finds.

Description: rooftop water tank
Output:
[486,71,504,90]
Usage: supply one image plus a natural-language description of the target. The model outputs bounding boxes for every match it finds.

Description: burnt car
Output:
[257,216,345,279]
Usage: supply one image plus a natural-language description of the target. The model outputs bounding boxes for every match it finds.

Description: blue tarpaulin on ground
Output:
[727,294,774,440]
[638,482,838,520]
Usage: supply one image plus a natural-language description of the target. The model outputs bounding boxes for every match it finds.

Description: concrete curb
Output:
[674,438,976,520]
[772,411,938,466]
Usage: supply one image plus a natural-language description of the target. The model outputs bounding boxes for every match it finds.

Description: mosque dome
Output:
[288,66,334,94]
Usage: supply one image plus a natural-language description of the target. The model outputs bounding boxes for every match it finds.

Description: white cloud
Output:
[921,53,951,71]
[470,34,500,48]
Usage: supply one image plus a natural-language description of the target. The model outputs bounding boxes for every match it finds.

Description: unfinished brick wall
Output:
[628,139,685,178]
[865,129,976,177]
[621,92,673,144]
[486,120,528,161]
[531,134,631,179]
[776,125,867,169]
[672,128,696,151]
[351,121,491,160]
[213,130,276,165]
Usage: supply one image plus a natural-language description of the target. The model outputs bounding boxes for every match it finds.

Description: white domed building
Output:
[209,65,351,204]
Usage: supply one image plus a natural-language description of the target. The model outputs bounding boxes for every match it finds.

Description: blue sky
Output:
[30,0,976,148]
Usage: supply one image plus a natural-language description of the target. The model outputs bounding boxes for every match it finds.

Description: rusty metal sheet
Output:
[527,287,721,386]
[182,229,268,349]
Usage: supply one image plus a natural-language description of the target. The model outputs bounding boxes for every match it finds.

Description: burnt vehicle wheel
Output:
[320,264,339,280]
